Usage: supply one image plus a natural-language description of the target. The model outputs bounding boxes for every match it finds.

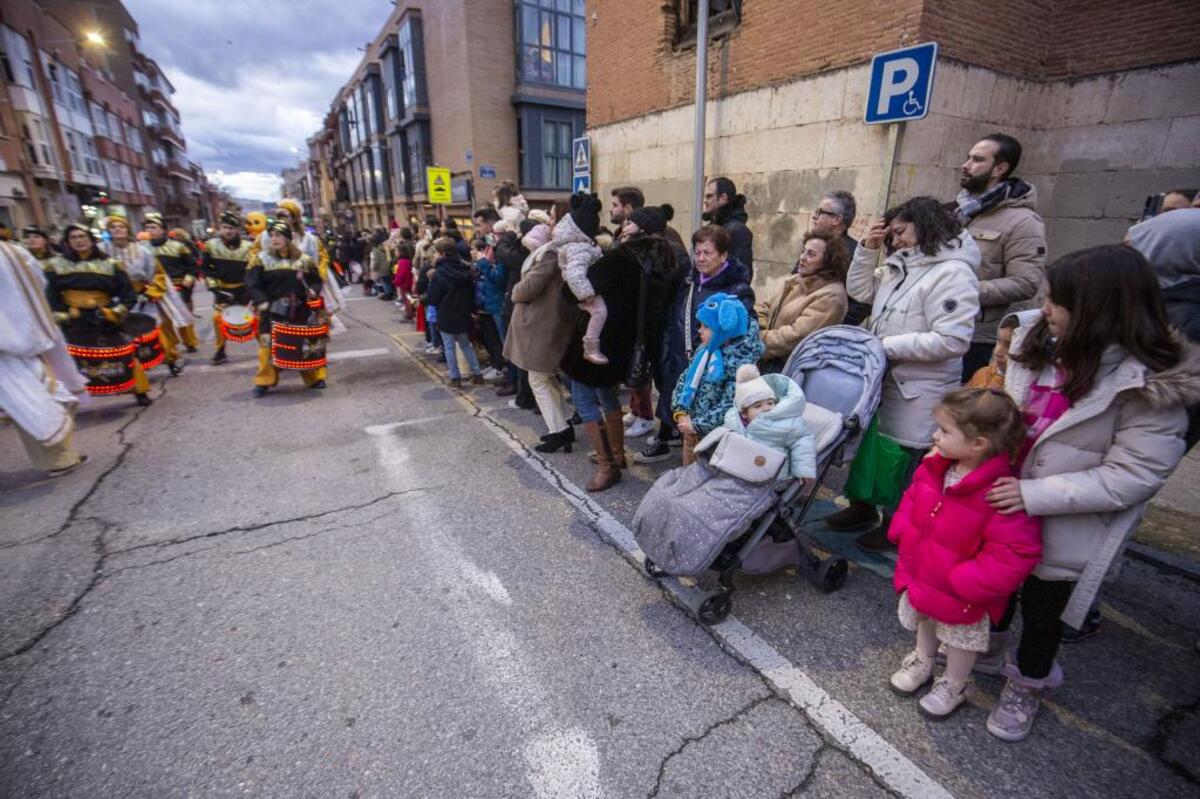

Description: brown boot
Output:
[583,421,621,492]
[603,410,628,468]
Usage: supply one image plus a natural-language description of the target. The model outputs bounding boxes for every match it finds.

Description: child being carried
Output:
[555,193,607,364]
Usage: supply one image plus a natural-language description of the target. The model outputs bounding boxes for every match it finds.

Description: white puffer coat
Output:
[846,234,981,448]
[1006,318,1200,627]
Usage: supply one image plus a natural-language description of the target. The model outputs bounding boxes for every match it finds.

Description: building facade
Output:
[305,0,587,233]
[586,0,1200,291]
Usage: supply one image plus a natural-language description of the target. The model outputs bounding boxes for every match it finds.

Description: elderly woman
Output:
[827,196,981,549]
[755,230,850,370]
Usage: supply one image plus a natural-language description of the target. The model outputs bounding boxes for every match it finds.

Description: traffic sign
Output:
[479,165,496,179]
[426,166,452,204]
[572,174,591,194]
[572,136,590,176]
[864,42,938,124]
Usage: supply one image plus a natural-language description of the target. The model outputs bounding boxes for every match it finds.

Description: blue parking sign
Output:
[864,42,938,124]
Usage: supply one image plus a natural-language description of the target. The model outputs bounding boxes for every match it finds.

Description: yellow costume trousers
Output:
[131,360,151,394]
[254,341,325,387]
[15,419,82,472]
[213,309,227,347]
[160,317,198,352]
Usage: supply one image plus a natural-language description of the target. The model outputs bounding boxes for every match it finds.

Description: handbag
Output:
[624,258,651,389]
[701,429,786,484]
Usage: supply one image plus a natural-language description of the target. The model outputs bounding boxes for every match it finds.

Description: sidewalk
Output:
[1136,447,1200,562]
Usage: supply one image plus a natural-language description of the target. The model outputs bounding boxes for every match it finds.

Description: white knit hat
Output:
[734,364,775,411]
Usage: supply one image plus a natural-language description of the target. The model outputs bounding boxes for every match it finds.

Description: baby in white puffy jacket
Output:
[556,194,608,365]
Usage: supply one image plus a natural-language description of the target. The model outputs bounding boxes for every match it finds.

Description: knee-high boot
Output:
[583,421,621,492]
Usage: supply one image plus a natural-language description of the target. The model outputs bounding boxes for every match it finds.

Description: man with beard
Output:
[702,176,754,280]
[608,186,644,237]
[954,133,1046,380]
[143,212,200,353]
[202,210,255,364]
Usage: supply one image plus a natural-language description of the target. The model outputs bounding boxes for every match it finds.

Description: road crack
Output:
[647,693,776,798]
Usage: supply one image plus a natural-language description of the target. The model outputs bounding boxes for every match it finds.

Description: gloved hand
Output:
[183,274,196,288]
[205,278,218,289]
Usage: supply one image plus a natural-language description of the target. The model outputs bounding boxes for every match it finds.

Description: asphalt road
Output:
[1,290,1197,797]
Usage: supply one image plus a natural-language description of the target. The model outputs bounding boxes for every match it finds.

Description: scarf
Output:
[955,178,1031,224]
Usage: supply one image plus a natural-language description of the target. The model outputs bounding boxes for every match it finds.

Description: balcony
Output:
[146,121,186,148]
[162,159,192,180]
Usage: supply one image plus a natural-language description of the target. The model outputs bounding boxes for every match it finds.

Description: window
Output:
[28,118,54,166]
[675,0,743,46]
[46,59,66,104]
[541,120,572,189]
[66,70,85,113]
[143,109,158,128]
[108,112,123,144]
[517,0,586,89]
[91,103,110,138]
[397,17,427,113]
[128,125,144,153]
[406,124,430,193]
[2,28,38,89]
[84,137,101,175]
[139,169,153,194]
[122,163,134,190]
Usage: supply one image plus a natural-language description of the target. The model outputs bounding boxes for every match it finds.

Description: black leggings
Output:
[994,575,1074,679]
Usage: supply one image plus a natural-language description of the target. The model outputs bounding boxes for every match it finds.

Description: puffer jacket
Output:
[1006,320,1200,627]
[476,258,505,316]
[719,372,816,480]
[964,181,1045,343]
[755,274,849,363]
[424,256,475,335]
[553,214,603,301]
[847,235,981,448]
[671,320,766,435]
[495,194,529,230]
[889,452,1043,625]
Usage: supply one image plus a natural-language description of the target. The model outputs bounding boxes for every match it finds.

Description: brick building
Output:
[306,0,587,233]
[586,0,1200,290]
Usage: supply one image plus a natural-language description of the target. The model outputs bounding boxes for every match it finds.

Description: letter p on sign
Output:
[864,42,938,124]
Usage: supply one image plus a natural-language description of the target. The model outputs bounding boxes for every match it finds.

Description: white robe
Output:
[0,243,88,445]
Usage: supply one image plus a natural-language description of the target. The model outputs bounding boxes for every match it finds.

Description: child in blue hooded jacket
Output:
[671,292,765,464]
[716,364,817,481]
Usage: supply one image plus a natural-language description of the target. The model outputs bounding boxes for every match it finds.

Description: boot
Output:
[603,410,627,468]
[986,660,1063,742]
[824,500,879,531]
[534,426,574,453]
[583,421,621,492]
[582,336,609,365]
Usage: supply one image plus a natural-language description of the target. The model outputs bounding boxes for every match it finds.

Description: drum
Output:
[306,296,325,313]
[270,321,329,370]
[65,331,137,396]
[219,304,257,343]
[122,312,164,370]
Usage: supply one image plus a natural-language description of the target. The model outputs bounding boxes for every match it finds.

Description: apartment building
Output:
[586,0,1200,290]
[307,0,587,232]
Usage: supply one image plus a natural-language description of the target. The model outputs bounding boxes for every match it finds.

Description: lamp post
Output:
[690,1,710,237]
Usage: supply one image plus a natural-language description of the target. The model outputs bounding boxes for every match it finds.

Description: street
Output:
[2,292,1198,798]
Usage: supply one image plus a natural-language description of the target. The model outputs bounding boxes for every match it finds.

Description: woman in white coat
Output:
[984,244,1199,742]
[826,197,981,548]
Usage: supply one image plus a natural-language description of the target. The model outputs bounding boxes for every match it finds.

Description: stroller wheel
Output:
[644,558,667,579]
[814,558,849,593]
[697,593,733,625]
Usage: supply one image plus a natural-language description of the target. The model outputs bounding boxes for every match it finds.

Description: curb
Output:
[1126,542,1200,583]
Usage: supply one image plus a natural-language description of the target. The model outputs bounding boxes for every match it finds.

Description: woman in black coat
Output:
[560,206,681,492]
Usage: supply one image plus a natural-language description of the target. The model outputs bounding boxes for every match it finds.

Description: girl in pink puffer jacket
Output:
[886,388,1042,720]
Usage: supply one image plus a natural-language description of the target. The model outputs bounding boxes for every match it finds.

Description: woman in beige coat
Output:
[983,244,1200,743]
[502,230,574,448]
[755,230,850,369]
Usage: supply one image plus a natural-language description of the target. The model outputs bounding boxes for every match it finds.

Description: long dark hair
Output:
[887,196,963,257]
[1013,244,1180,402]
[59,224,105,261]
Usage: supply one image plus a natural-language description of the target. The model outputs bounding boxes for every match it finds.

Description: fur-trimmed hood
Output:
[1140,339,1200,408]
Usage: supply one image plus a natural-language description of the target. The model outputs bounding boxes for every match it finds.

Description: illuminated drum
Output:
[66,331,137,396]
[306,296,325,313]
[219,304,258,343]
[270,321,329,370]
[122,312,164,370]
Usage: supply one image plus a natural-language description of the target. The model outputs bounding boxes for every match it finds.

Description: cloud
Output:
[123,0,383,199]
[210,171,285,202]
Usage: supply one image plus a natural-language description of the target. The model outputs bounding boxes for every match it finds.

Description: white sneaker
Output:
[622,412,637,426]
[625,417,656,438]
[481,367,502,381]
[889,651,934,695]
[919,676,971,719]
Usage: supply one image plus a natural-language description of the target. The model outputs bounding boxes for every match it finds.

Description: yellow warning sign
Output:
[426,167,452,204]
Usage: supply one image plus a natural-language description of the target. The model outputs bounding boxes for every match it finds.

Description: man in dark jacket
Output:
[637,223,755,464]
[493,224,532,397]
[425,239,484,388]
[703,176,754,280]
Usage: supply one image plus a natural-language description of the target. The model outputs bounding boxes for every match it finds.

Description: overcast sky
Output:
[123,0,384,200]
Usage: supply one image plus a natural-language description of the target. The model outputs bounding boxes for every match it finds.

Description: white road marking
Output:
[525,728,604,799]
[391,333,953,799]
[190,347,392,373]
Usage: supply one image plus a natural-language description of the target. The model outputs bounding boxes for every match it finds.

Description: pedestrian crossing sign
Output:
[572,136,590,176]
[426,167,452,204]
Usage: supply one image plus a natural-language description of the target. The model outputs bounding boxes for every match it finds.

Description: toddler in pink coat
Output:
[887,388,1042,719]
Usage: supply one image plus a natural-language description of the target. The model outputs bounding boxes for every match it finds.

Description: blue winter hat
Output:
[695,292,749,341]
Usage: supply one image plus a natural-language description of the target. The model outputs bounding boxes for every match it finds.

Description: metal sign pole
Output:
[876,122,902,218]
[690,0,710,238]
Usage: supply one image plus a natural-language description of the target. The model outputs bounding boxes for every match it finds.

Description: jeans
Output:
[440,331,481,380]
[493,313,507,345]
[477,314,505,369]
[570,380,620,424]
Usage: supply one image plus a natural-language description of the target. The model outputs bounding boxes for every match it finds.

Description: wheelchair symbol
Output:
[902,91,923,116]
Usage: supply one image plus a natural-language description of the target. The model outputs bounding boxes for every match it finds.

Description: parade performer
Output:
[262,199,347,330]
[246,221,328,396]
[143,212,200,352]
[245,212,268,242]
[102,213,186,376]
[0,241,89,476]
[20,225,55,264]
[201,210,254,365]
[44,224,152,407]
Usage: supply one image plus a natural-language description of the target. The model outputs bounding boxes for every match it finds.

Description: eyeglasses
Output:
[811,209,840,220]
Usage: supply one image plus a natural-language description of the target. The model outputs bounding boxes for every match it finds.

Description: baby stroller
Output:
[633,325,886,624]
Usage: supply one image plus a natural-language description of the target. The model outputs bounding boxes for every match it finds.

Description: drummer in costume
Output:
[263,199,346,327]
[21,225,55,265]
[246,221,327,396]
[143,212,200,352]
[101,213,185,376]
[201,210,254,365]
[0,241,89,476]
[44,224,152,406]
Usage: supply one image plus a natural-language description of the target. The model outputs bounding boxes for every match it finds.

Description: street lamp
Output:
[83,31,106,47]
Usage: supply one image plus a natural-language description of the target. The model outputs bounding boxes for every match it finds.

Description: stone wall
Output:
[589,58,1200,295]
